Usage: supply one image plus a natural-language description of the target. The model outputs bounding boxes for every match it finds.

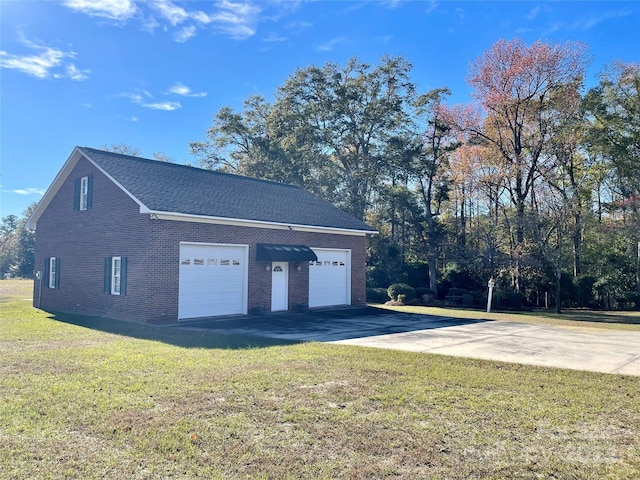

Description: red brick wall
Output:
[34,157,154,322]
[34,157,368,324]
[148,220,367,322]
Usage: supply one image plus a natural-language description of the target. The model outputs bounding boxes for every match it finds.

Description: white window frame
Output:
[48,257,57,289]
[80,176,89,211]
[111,256,122,295]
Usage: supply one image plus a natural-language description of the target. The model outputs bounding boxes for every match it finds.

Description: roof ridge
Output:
[78,146,304,191]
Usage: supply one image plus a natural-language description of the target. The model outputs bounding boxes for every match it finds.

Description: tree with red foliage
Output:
[462,38,589,292]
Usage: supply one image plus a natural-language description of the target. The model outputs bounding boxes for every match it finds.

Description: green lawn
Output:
[373,303,640,331]
[1,280,639,479]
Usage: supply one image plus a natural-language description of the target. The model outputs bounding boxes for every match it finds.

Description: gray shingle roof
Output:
[80,147,376,233]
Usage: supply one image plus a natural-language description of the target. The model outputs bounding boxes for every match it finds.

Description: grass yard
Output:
[374,304,640,331]
[1,280,639,479]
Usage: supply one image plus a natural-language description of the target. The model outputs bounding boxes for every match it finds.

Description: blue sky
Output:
[1,0,638,218]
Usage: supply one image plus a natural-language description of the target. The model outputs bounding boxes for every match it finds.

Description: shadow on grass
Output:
[47,311,301,350]
[527,309,640,326]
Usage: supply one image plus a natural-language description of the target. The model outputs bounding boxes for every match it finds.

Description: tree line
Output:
[3,38,638,310]
[190,38,640,310]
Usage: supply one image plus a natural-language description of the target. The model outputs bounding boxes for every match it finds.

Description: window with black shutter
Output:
[105,256,127,295]
[74,175,93,211]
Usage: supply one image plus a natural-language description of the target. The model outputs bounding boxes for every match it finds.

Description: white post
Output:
[487,277,495,313]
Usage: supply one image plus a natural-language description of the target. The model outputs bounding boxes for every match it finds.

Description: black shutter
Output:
[121,257,127,295]
[54,258,60,289]
[104,257,111,293]
[73,179,80,211]
[86,175,93,209]
[44,257,50,288]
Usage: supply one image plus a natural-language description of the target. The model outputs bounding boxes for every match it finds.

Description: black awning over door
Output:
[256,244,318,262]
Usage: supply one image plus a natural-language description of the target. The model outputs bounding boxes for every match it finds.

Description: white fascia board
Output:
[26,147,150,230]
[151,211,377,236]
[26,147,84,230]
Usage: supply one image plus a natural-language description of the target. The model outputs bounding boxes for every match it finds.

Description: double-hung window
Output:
[46,257,59,289]
[105,256,127,295]
[74,175,93,211]
[111,257,122,295]
[80,176,89,210]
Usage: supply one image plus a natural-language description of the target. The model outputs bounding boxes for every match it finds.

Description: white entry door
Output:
[271,262,289,311]
[309,248,350,308]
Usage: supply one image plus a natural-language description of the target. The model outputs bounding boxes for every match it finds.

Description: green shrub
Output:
[574,275,597,308]
[496,289,523,310]
[462,293,474,306]
[447,288,469,297]
[414,287,435,298]
[387,283,415,302]
[366,287,388,303]
[397,294,407,304]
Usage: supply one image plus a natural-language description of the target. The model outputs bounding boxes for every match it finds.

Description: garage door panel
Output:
[178,244,247,319]
[309,249,350,308]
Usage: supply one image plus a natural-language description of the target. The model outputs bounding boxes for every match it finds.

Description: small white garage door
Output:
[309,248,351,308]
[178,243,248,320]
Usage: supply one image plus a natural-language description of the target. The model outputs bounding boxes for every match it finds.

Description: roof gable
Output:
[28,147,377,234]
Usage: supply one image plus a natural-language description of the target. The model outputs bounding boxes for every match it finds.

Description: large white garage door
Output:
[178,243,248,320]
[309,248,351,308]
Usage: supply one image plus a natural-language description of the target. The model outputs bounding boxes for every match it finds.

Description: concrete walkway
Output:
[185,310,640,376]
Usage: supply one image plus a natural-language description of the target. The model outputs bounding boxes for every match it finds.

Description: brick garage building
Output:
[27,147,377,324]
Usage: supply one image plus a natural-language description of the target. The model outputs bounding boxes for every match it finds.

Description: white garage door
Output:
[178,243,248,320]
[309,248,350,308]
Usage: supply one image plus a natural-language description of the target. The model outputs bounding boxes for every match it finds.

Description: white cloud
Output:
[0,41,88,81]
[285,20,312,32]
[175,25,197,43]
[131,116,138,122]
[569,9,632,30]
[63,0,137,21]
[119,92,145,103]
[118,90,181,110]
[141,15,161,32]
[382,0,406,9]
[57,63,91,81]
[12,188,46,196]
[0,46,64,78]
[526,6,542,20]
[152,1,191,26]
[317,37,346,52]
[263,33,286,43]
[168,82,207,97]
[210,0,260,39]
[425,0,438,14]
[151,0,261,39]
[142,101,181,111]
[63,0,266,42]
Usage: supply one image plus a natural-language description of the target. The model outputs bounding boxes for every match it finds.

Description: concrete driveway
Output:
[184,308,640,376]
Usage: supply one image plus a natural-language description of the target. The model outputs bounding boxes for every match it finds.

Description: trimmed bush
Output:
[366,287,388,303]
[387,283,415,302]
[414,287,435,298]
[421,293,436,305]
[496,289,523,310]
